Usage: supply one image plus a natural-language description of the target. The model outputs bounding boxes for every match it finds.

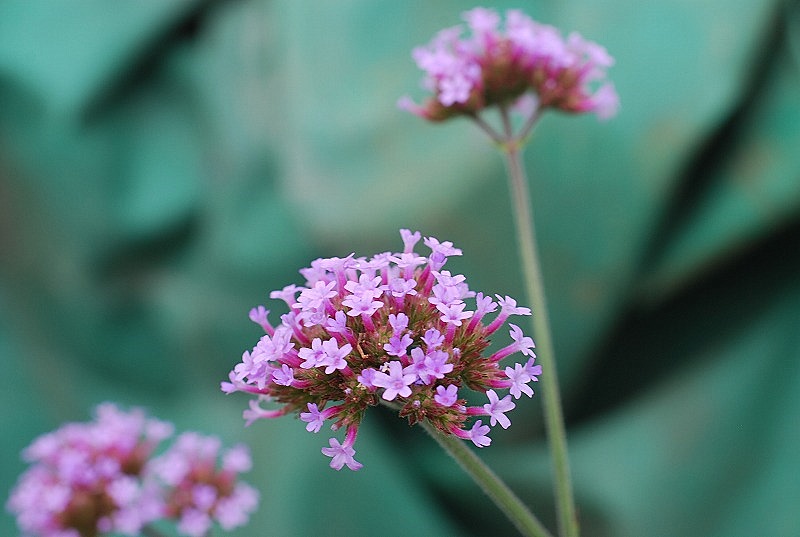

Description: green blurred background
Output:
[2,1,799,535]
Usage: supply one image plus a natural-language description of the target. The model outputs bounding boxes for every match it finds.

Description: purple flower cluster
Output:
[399,7,618,121]
[6,403,258,537]
[149,433,259,537]
[222,229,541,470]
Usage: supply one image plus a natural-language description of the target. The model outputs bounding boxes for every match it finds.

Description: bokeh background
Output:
[2,1,799,535]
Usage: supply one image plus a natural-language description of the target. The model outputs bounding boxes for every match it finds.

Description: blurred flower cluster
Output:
[222,229,541,471]
[399,7,618,122]
[6,403,258,537]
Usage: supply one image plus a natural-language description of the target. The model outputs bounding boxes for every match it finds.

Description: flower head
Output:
[148,432,259,536]
[400,7,618,122]
[223,229,540,469]
[6,403,171,537]
[7,405,259,537]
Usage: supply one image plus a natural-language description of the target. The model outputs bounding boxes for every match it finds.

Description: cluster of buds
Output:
[222,229,541,471]
[399,7,618,122]
[6,403,258,537]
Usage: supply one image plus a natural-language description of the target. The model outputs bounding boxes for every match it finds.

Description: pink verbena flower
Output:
[5,403,171,537]
[222,229,541,469]
[321,426,363,471]
[399,7,618,121]
[7,405,259,537]
[147,432,259,536]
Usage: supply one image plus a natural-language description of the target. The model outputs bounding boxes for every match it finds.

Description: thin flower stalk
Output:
[418,418,554,537]
[498,108,578,537]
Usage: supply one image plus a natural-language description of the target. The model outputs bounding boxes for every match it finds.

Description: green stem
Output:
[470,112,505,145]
[419,420,554,537]
[500,129,579,537]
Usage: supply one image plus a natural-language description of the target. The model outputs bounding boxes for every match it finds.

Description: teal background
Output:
[2,1,799,535]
